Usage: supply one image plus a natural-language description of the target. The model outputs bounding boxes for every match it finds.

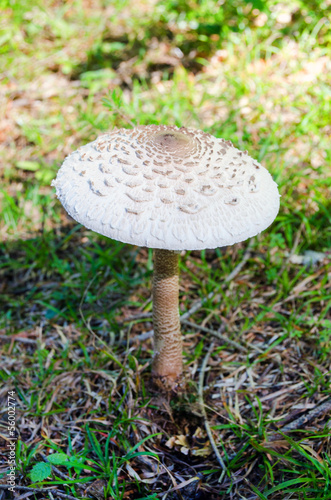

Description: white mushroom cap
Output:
[52,125,280,250]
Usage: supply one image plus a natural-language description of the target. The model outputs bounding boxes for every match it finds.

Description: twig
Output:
[180,239,254,322]
[278,221,304,277]
[129,240,254,345]
[269,397,331,441]
[79,276,126,371]
[198,342,227,477]
[280,397,331,432]
[79,274,100,336]
[0,485,80,500]
[181,320,248,353]
[0,335,36,344]
[119,312,153,324]
[129,328,153,343]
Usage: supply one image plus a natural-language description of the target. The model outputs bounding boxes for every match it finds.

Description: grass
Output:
[0,0,331,498]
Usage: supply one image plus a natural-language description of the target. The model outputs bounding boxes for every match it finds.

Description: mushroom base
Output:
[152,249,183,381]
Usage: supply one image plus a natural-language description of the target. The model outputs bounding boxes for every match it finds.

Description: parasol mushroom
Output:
[52,125,280,386]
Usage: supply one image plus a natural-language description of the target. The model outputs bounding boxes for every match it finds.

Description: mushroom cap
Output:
[52,125,280,250]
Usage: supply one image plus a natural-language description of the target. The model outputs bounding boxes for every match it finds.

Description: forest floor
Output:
[0,0,331,498]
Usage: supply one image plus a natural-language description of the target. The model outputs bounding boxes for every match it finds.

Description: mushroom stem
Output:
[152,249,182,381]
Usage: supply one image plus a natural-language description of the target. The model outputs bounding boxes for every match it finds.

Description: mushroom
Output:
[52,125,280,386]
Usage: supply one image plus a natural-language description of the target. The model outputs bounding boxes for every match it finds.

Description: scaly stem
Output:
[152,249,182,381]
